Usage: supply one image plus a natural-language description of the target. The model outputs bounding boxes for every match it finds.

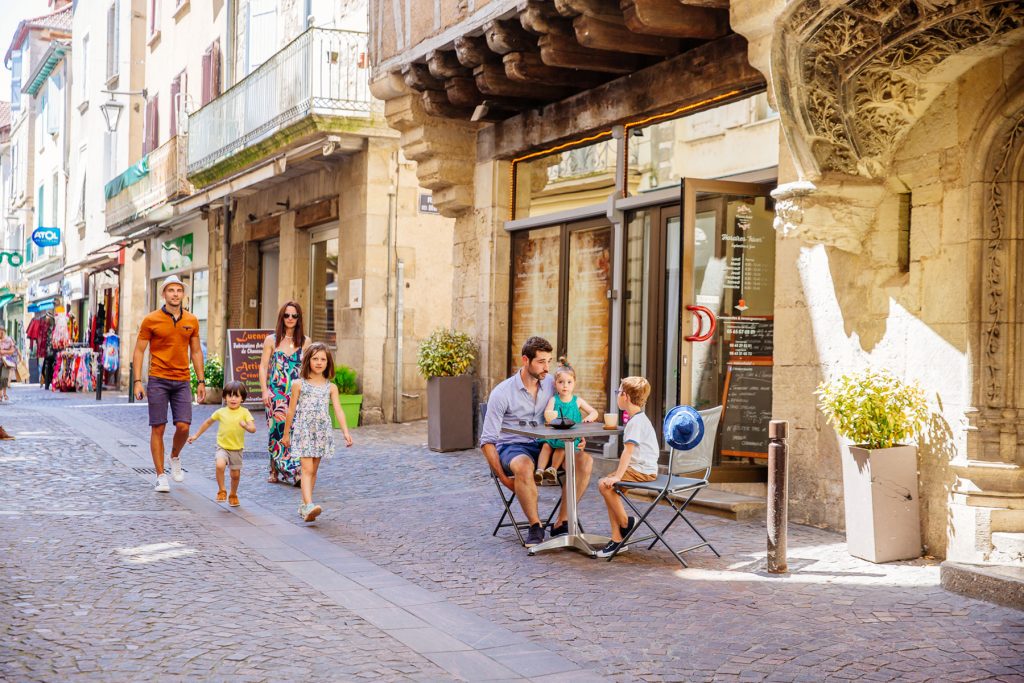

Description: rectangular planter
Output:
[842,444,922,563]
[427,375,474,452]
[330,394,362,429]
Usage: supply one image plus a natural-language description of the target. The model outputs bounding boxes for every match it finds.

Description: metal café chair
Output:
[608,405,724,566]
[479,403,565,546]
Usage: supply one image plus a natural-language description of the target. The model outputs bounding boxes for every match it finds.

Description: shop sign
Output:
[0,251,24,267]
[227,329,273,406]
[31,227,61,248]
[28,280,61,301]
[161,233,194,273]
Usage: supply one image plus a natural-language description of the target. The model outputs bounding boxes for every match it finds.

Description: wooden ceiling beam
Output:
[445,76,485,108]
[574,13,680,55]
[485,19,537,55]
[537,32,644,73]
[427,50,470,79]
[681,0,729,8]
[503,51,610,89]
[621,0,730,39]
[475,62,571,101]
[521,0,574,35]
[402,63,445,92]
[420,90,474,119]
[454,35,500,68]
[554,0,621,19]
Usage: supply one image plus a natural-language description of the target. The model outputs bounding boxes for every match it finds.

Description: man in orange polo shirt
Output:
[133,275,207,492]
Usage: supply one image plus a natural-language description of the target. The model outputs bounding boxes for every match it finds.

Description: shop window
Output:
[509,220,612,412]
[309,237,338,348]
[192,269,209,354]
[512,137,617,220]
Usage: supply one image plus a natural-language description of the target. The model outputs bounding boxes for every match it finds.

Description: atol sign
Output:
[31,227,61,248]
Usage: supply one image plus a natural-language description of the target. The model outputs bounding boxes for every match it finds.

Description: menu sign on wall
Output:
[227,329,273,406]
[720,363,773,457]
[721,317,774,359]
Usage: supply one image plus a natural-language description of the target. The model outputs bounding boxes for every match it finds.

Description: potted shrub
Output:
[190,356,225,405]
[330,364,362,429]
[816,368,929,563]
[417,328,476,452]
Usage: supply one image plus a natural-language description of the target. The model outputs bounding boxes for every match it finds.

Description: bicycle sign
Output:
[0,251,24,267]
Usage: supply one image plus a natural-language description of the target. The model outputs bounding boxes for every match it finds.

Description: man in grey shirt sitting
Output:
[480,336,594,547]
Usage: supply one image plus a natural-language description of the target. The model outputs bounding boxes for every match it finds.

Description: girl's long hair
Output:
[554,356,575,382]
[300,342,335,381]
[275,301,306,350]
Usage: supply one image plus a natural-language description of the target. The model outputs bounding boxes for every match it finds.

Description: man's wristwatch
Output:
[197,380,205,385]
[134,380,143,385]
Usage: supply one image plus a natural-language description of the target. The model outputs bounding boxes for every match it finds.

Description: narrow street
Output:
[1,386,1021,682]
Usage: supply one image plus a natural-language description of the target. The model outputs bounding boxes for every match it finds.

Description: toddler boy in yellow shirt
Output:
[187,381,256,506]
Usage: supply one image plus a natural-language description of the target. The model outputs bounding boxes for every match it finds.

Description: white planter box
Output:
[842,444,922,563]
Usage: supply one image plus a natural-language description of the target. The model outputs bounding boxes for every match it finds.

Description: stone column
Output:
[206,208,226,360]
[277,211,308,314]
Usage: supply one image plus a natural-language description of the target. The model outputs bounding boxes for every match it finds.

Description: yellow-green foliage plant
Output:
[815,368,928,449]
[416,328,476,378]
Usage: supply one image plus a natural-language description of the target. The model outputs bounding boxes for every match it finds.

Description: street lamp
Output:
[99,89,147,133]
[99,95,124,133]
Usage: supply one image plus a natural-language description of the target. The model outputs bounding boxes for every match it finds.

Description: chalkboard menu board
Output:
[227,329,273,407]
[720,363,773,457]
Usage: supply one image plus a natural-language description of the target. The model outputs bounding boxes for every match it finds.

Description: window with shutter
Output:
[201,48,212,106]
[47,73,63,135]
[211,40,221,99]
[80,36,89,102]
[149,0,160,36]
[143,94,160,154]
[106,1,120,82]
[169,74,180,136]
[246,0,277,75]
[10,50,22,112]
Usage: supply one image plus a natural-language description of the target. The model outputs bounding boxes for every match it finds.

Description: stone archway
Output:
[771,0,1024,182]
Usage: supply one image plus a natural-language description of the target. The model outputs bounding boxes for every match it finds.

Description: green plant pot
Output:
[330,394,362,429]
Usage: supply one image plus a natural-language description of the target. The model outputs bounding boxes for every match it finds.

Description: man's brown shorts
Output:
[622,468,657,483]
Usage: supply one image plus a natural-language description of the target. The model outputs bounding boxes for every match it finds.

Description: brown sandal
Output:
[267,473,279,483]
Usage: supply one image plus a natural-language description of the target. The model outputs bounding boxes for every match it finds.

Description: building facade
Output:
[367,0,1024,570]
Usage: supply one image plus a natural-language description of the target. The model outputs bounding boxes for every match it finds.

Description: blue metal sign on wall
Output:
[31,227,61,248]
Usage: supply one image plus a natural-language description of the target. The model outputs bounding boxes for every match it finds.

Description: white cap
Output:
[161,274,185,293]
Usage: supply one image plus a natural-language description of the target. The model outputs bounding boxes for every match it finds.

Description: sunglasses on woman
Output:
[282,313,299,319]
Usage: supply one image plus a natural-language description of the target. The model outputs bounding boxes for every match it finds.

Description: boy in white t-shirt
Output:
[596,376,660,558]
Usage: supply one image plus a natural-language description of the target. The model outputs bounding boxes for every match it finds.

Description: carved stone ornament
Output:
[771,180,817,237]
[774,0,1024,179]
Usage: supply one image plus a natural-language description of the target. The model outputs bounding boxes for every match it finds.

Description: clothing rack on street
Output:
[52,345,99,393]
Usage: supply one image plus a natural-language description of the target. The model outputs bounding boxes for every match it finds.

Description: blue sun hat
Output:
[663,405,705,451]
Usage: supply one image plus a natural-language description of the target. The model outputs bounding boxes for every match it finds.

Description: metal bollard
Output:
[767,419,789,574]
[128,362,135,404]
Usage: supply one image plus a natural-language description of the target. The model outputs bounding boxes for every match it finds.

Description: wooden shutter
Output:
[169,75,179,136]
[201,47,212,106]
[143,94,159,154]
[211,40,222,99]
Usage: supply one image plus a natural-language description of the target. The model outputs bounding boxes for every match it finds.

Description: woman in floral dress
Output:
[258,301,310,484]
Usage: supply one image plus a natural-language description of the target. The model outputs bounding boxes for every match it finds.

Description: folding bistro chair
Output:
[479,403,565,546]
[608,406,723,566]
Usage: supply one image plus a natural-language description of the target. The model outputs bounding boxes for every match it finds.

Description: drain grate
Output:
[132,467,190,475]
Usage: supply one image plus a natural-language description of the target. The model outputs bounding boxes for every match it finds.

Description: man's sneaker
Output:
[595,540,629,559]
[216,490,227,502]
[534,469,544,485]
[543,467,559,485]
[525,524,545,547]
[619,516,637,539]
[154,474,170,492]
[302,503,322,522]
[228,494,240,507]
[170,457,184,482]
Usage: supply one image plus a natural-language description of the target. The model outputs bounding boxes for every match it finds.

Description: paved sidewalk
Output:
[1,384,1022,682]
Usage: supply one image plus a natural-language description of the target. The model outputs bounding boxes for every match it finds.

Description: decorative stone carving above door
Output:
[773,0,1024,180]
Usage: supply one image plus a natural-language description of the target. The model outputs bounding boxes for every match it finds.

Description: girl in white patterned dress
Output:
[282,343,353,521]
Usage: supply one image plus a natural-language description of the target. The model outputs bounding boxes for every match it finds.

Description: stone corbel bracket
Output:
[371,74,480,218]
[771,179,887,254]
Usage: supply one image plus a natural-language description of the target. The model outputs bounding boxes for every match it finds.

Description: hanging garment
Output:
[51,313,71,350]
[102,333,120,373]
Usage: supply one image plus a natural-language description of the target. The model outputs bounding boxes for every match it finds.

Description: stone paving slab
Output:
[2,385,1023,682]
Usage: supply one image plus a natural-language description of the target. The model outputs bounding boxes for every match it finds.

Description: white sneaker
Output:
[154,473,170,492]
[171,457,184,482]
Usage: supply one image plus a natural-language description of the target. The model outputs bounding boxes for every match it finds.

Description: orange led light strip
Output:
[508,89,745,220]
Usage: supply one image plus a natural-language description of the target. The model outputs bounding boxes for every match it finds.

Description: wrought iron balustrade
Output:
[187,28,371,176]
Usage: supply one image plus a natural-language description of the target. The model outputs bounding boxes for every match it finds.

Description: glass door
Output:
[680,179,775,462]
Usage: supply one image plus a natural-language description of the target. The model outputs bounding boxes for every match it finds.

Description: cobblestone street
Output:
[1,385,1022,682]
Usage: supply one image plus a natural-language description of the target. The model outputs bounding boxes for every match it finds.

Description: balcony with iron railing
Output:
[187,28,373,187]
[105,136,193,233]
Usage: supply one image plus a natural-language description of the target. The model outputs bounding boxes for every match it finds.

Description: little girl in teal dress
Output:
[536,359,600,485]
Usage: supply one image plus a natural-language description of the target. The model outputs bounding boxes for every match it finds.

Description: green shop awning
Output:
[0,294,14,309]
[23,42,68,96]
[104,155,151,200]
